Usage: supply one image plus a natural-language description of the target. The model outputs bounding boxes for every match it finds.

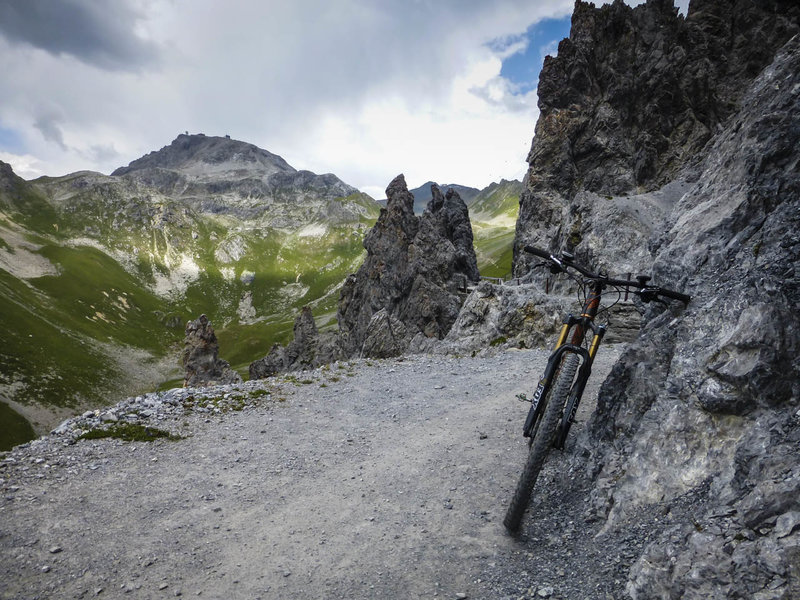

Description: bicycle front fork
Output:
[523,314,606,447]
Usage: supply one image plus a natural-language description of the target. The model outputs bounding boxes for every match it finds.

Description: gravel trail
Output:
[1,347,623,599]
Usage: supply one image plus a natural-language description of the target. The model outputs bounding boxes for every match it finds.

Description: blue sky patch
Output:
[0,125,25,154]
[498,15,571,93]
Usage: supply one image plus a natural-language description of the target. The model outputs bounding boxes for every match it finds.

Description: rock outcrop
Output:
[250,175,481,374]
[513,0,800,279]
[579,33,800,598]
[496,0,800,596]
[248,306,341,378]
[337,175,479,357]
[182,315,242,387]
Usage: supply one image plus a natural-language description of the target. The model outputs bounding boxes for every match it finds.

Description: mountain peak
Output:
[112,133,296,179]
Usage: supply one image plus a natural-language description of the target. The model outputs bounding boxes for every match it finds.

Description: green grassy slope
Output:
[469,179,523,279]
[0,169,379,449]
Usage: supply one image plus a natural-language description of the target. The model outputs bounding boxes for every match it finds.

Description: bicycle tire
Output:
[503,352,580,534]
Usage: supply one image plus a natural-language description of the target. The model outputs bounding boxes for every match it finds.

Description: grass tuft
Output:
[78,423,182,442]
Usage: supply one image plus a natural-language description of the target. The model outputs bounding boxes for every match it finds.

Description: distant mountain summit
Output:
[112,133,373,225]
[112,133,295,179]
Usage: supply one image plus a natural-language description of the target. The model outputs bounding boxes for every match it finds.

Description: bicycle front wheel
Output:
[503,352,580,534]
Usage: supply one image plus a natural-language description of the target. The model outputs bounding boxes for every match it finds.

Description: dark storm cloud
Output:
[0,0,158,71]
[33,113,67,150]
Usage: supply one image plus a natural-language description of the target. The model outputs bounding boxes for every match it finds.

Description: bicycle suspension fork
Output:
[553,281,607,447]
[523,282,607,443]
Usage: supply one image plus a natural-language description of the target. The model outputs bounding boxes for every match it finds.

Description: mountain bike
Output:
[503,246,690,534]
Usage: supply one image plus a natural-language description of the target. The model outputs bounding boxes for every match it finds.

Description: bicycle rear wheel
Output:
[503,352,580,534]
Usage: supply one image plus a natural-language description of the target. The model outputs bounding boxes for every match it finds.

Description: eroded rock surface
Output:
[182,314,242,387]
[513,0,800,279]
[336,175,479,358]
[579,32,800,599]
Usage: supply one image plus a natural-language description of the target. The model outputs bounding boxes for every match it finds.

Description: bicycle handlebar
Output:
[523,245,690,305]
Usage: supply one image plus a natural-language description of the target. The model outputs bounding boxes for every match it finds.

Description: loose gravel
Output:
[1,347,628,600]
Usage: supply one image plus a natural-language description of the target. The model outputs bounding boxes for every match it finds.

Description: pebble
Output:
[48,545,62,554]
[537,587,554,598]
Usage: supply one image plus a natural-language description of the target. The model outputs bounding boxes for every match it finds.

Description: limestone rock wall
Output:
[580,34,800,598]
[513,0,800,279]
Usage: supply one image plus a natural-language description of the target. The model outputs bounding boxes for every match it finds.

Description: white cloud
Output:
[0,152,47,180]
[0,0,575,193]
[299,52,540,195]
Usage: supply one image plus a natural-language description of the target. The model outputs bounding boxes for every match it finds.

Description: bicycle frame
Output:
[504,246,689,533]
[522,280,607,449]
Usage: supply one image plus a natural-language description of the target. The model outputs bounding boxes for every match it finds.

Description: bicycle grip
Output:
[523,245,552,260]
[658,288,691,305]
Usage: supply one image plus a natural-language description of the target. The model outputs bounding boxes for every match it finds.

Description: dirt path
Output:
[0,347,622,599]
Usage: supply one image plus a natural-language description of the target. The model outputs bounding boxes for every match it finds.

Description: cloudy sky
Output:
[0,0,687,198]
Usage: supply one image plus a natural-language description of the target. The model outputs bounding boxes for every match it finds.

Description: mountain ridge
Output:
[378,180,481,214]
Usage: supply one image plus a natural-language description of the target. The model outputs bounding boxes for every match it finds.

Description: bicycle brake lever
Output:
[639,289,659,303]
[547,256,565,274]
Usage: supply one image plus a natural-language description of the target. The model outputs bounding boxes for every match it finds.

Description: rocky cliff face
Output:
[421,0,800,594]
[513,0,800,278]
[509,0,800,596]
[580,34,800,598]
[336,175,479,357]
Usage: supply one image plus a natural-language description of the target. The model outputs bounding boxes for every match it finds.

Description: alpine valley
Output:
[0,133,518,447]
